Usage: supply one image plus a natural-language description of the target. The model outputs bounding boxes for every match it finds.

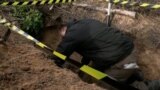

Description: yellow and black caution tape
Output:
[106,0,160,9]
[0,15,139,90]
[0,0,75,6]
[0,15,54,52]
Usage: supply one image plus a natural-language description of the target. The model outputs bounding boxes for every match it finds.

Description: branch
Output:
[72,3,136,18]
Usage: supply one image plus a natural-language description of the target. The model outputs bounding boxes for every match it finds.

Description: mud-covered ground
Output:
[0,0,160,90]
[0,25,106,90]
[44,0,160,81]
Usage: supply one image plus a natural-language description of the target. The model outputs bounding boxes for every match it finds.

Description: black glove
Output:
[49,55,65,68]
[54,59,65,68]
[81,57,90,65]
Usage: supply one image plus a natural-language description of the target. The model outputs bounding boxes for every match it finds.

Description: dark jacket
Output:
[56,19,134,64]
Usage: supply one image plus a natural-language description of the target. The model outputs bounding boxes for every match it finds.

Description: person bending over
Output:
[52,17,134,73]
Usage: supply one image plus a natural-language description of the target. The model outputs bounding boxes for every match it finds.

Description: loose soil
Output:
[0,25,106,90]
[0,0,160,90]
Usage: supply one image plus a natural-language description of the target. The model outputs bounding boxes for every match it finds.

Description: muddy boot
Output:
[125,70,144,84]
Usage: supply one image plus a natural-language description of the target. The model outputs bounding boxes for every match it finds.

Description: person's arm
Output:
[53,32,78,67]
[81,57,91,65]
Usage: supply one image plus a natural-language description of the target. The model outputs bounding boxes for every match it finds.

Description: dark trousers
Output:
[91,46,134,72]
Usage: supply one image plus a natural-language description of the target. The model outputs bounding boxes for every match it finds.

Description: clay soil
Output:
[0,25,106,90]
[0,0,160,90]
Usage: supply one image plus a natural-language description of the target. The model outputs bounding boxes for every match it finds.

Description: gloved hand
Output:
[54,59,65,68]
[81,57,90,65]
[49,55,65,68]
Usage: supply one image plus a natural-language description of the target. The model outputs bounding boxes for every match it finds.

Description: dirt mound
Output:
[46,0,160,81]
[0,25,105,90]
[0,0,160,89]
[113,15,160,80]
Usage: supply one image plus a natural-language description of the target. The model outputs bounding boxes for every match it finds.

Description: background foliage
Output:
[12,6,44,40]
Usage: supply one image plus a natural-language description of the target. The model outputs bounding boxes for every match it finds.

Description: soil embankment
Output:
[0,0,160,90]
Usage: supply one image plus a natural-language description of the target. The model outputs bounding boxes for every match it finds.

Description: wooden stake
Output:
[72,3,136,18]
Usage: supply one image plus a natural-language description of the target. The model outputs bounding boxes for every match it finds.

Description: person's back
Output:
[55,19,134,71]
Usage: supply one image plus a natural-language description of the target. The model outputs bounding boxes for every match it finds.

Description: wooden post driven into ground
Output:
[107,0,112,27]
[72,3,136,18]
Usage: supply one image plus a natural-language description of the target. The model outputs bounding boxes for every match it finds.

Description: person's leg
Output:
[125,70,144,84]
[89,43,135,83]
[79,42,135,84]
[91,44,134,72]
[91,60,118,72]
[96,60,143,85]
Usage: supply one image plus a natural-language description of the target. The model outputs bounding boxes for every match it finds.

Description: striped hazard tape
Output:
[0,15,53,51]
[0,0,75,6]
[106,0,160,9]
[0,15,139,90]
